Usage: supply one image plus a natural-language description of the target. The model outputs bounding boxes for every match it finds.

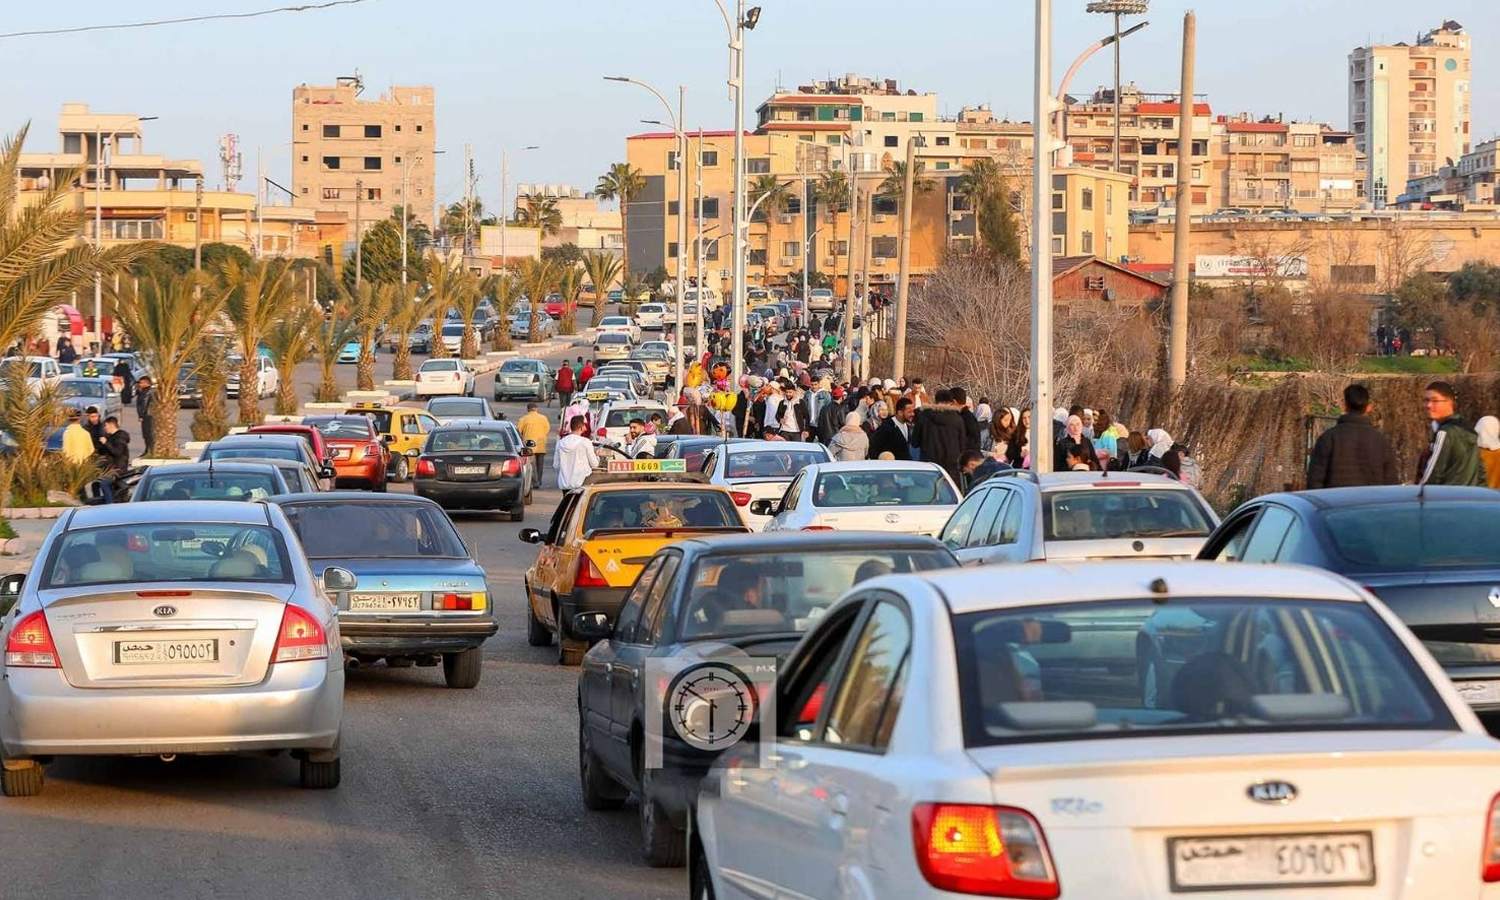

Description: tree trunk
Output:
[237,354,261,426]
[153,394,181,459]
[317,359,340,402]
[430,329,450,359]
[462,325,478,360]
[275,377,299,416]
[592,291,608,327]
[356,343,375,391]
[620,202,631,284]
[528,300,543,343]
[393,342,413,381]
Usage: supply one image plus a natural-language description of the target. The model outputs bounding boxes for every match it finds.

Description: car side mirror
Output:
[322,566,357,592]
[0,573,24,613]
[749,499,779,517]
[381,434,394,443]
[320,465,337,480]
[572,612,612,643]
[519,448,533,457]
[519,528,543,544]
[525,439,537,449]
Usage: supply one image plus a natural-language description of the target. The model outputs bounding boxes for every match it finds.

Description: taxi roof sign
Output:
[585,390,616,402]
[606,459,686,474]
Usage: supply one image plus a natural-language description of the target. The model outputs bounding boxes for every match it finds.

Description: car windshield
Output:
[306,418,373,440]
[953,598,1455,747]
[724,449,827,480]
[680,549,953,640]
[604,408,657,427]
[58,381,106,399]
[139,472,281,502]
[280,501,469,559]
[43,524,292,587]
[442,324,465,336]
[813,470,956,507]
[422,360,459,372]
[582,489,740,533]
[352,410,391,433]
[1322,503,1500,570]
[499,361,538,373]
[1043,489,1212,541]
[429,398,485,417]
[204,446,300,462]
[427,429,517,452]
[598,334,628,345]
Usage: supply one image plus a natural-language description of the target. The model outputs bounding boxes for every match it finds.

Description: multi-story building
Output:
[291,74,435,227]
[1348,20,1472,207]
[1215,114,1364,214]
[513,184,623,254]
[1456,138,1499,206]
[1058,85,1214,209]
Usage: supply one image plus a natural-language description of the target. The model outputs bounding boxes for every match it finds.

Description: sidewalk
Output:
[0,515,56,576]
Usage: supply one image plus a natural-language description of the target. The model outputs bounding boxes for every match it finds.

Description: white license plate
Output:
[114,639,219,665]
[1169,831,1375,892]
[348,593,422,612]
[333,448,351,458]
[450,465,487,476]
[1454,679,1500,706]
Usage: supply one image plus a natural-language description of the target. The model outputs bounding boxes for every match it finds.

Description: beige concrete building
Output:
[291,75,435,227]
[1057,86,1214,209]
[513,184,623,254]
[1214,115,1363,214]
[1349,20,1472,207]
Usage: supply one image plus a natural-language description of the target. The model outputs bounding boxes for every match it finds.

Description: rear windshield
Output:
[428,398,485,417]
[354,410,391,433]
[602,318,630,326]
[597,334,629,345]
[681,549,953,640]
[423,360,459,372]
[306,418,373,440]
[725,449,827,480]
[813,470,956,507]
[605,408,656,427]
[1322,504,1500,570]
[583,490,740,532]
[953,598,1455,747]
[442,324,465,336]
[499,360,537,373]
[427,429,517,453]
[59,381,107,398]
[43,524,292,587]
[204,446,299,462]
[281,502,468,559]
[140,472,281,502]
[1043,489,1211,541]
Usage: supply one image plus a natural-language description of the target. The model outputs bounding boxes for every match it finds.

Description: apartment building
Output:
[291,74,435,227]
[1348,20,1472,207]
[1458,138,1499,206]
[513,184,623,254]
[1059,86,1214,210]
[1215,115,1364,214]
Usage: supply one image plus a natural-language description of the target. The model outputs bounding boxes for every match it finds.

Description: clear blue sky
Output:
[0,0,1493,216]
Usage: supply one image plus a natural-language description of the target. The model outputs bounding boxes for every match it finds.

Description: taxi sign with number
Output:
[585,390,613,402]
[606,459,687,474]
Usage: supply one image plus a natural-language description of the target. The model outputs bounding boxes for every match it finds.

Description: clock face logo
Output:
[667,663,757,751]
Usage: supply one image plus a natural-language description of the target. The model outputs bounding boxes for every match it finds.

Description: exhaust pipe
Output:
[159,754,177,763]
[346,657,362,670]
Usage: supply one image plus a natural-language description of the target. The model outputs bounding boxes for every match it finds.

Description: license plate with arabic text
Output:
[1169,831,1375,892]
[348,593,422,612]
[114,639,219,665]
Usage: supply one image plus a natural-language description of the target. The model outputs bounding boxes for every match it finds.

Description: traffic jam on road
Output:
[8,300,1500,900]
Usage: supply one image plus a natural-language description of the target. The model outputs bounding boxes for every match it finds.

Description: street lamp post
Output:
[400,154,425,285]
[1032,0,1060,475]
[1086,0,1150,173]
[499,145,539,271]
[709,0,761,377]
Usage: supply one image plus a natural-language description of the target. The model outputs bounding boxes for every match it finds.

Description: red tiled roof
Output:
[1137,102,1212,115]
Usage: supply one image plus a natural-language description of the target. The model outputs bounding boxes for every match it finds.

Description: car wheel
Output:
[639,761,686,867]
[524,481,534,506]
[391,455,410,483]
[1,761,44,797]
[690,842,717,900]
[373,477,388,493]
[579,716,626,810]
[299,756,341,790]
[526,592,552,647]
[442,647,483,689]
[509,504,525,523]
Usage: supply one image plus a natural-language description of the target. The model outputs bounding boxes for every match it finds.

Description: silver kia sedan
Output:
[0,501,346,796]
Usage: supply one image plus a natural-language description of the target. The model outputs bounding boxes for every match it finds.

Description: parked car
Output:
[628,348,671,388]
[301,415,390,491]
[336,342,361,364]
[758,461,960,537]
[701,441,834,530]
[545,293,576,319]
[425,396,496,425]
[130,462,290,502]
[593,332,633,361]
[225,355,280,399]
[413,421,533,521]
[0,501,345,795]
[176,364,205,408]
[0,356,62,389]
[415,359,475,397]
[438,322,466,354]
[343,402,441,484]
[245,424,335,471]
[634,303,667,330]
[509,312,557,341]
[493,358,554,402]
[597,316,641,344]
[199,434,335,491]
[55,376,122,418]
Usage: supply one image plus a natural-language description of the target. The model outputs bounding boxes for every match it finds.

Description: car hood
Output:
[309,556,487,592]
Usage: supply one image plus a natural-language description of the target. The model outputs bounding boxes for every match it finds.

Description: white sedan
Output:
[414,358,474,397]
[759,461,959,537]
[634,303,667,330]
[692,561,1500,900]
[596,315,641,344]
[702,441,833,530]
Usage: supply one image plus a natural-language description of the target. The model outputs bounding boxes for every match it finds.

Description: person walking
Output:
[98,416,131,503]
[1477,416,1500,489]
[829,413,870,461]
[868,397,915,460]
[112,358,134,403]
[1306,383,1398,489]
[134,376,156,456]
[61,411,94,464]
[555,361,575,409]
[815,386,847,444]
[951,387,983,455]
[516,403,552,484]
[578,360,595,387]
[911,389,967,485]
[1418,381,1485,486]
[555,416,595,491]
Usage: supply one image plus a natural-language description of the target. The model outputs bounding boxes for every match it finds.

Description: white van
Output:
[635,303,667,330]
[683,287,723,311]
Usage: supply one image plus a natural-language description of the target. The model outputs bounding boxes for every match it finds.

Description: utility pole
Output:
[255,145,264,260]
[93,127,104,352]
[355,178,364,290]
[857,185,874,383]
[500,149,508,270]
[463,144,475,259]
[728,0,748,378]
[1031,0,1056,475]
[695,128,706,356]
[842,147,859,383]
[1169,10,1196,390]
[193,176,203,272]
[893,136,918,381]
[673,86,689,396]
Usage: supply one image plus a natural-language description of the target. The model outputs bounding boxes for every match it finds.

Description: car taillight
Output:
[801,525,834,531]
[730,491,752,506]
[4,611,59,668]
[1483,793,1500,882]
[272,605,329,664]
[911,803,1059,898]
[597,428,609,438]
[575,555,610,588]
[364,441,381,457]
[414,373,421,382]
[415,457,436,477]
[492,459,522,477]
[438,592,475,611]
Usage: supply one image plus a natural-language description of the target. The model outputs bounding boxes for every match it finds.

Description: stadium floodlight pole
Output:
[1086,0,1150,173]
[607,76,688,393]
[709,0,761,377]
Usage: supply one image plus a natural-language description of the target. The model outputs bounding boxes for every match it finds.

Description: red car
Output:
[543,293,574,319]
[247,424,334,469]
[302,415,390,491]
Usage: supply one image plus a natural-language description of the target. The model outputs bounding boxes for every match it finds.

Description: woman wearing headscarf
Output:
[1146,428,1175,464]
[1007,408,1032,468]
[864,400,890,439]
[829,413,870,461]
[1478,416,1500,489]
[975,397,994,450]
[1055,415,1099,472]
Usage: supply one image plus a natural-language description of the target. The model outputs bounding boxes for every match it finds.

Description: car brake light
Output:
[801,525,834,531]
[4,611,59,668]
[597,428,609,438]
[911,803,1059,898]
[365,441,381,456]
[1483,793,1500,882]
[272,605,329,664]
[439,592,474,611]
[492,459,522,477]
[730,491,753,506]
[415,457,436,477]
[798,682,827,724]
[575,555,610,588]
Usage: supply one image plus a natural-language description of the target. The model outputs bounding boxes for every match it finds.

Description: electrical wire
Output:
[0,0,386,40]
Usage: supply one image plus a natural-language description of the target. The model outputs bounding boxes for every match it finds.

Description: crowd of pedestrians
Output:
[1308,380,1495,490]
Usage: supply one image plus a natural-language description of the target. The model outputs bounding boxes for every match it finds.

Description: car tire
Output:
[299,756,341,790]
[509,504,525,523]
[526,593,552,647]
[579,717,627,810]
[391,455,409,483]
[523,481,534,506]
[1,762,44,797]
[442,647,483,689]
[639,762,686,867]
[373,477,388,493]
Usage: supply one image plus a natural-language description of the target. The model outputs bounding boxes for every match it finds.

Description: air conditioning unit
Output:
[184,212,198,222]
[873,214,889,223]
[777,214,793,224]
[779,257,797,267]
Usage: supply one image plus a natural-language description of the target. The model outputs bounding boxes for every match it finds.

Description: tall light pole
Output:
[710,0,761,376]
[1086,0,1150,173]
[893,135,921,381]
[499,145,539,271]
[1169,10,1196,391]
[400,150,443,285]
[93,127,107,351]
[1032,0,1062,475]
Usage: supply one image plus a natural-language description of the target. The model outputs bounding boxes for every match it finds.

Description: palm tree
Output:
[959,158,1003,248]
[581,250,623,327]
[515,196,563,239]
[346,282,395,391]
[423,256,464,359]
[218,257,297,426]
[557,265,584,336]
[428,259,482,358]
[813,171,851,293]
[439,198,496,247]
[384,282,441,381]
[878,160,935,202]
[0,125,150,356]
[516,257,559,344]
[188,336,233,441]
[264,304,320,414]
[595,162,646,279]
[108,272,225,457]
[310,309,356,402]
[484,271,521,352]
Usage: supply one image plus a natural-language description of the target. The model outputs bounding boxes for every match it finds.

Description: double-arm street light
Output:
[1086,0,1150,173]
[707,0,761,379]
[499,145,539,270]
[400,149,444,285]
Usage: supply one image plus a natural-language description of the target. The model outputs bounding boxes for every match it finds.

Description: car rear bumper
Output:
[416,383,466,396]
[1,662,343,758]
[558,588,628,639]
[414,478,523,508]
[340,614,498,654]
[332,458,384,485]
[494,382,546,399]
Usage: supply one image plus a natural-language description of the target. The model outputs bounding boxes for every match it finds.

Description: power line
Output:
[0,0,386,39]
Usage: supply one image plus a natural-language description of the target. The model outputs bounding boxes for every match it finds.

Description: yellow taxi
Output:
[518,461,750,664]
[344,402,443,482]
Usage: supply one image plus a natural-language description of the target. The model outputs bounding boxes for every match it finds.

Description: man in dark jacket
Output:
[134,376,155,456]
[815,386,847,444]
[1418,381,1486,486]
[1306,383,1398,489]
[869,397,915,460]
[950,386,983,454]
[911,389,967,485]
[98,416,131,503]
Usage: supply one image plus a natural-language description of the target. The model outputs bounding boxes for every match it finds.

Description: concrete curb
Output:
[4,508,66,520]
[0,537,26,555]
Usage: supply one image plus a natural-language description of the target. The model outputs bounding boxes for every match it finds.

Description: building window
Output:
[322,188,341,200]
[668,151,680,171]
[935,136,950,146]
[322,156,340,170]
[395,124,402,132]
[668,242,679,259]
[829,240,848,256]
[364,157,382,171]
[323,124,339,138]
[873,197,898,215]
[301,155,309,163]
[782,241,800,257]
[934,161,950,170]
[1081,188,1094,210]
[301,187,309,195]
[415,125,423,132]
[1293,134,1316,147]
[668,201,680,216]
[1081,231,1094,254]
[701,150,719,167]
[747,158,771,174]
[884,135,899,148]
[365,125,382,139]
[748,249,767,266]
[785,197,802,215]
[1052,191,1065,211]
[301,123,309,131]
[909,112,923,123]
[1051,235,1064,255]
[872,237,897,258]
[699,197,720,218]
[881,111,896,121]
[1105,185,1113,214]
[366,188,381,201]
[826,135,842,145]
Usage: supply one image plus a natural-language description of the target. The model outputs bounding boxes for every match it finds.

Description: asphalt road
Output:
[0,336,684,900]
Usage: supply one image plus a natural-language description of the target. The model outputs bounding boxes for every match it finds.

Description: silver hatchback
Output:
[0,501,346,796]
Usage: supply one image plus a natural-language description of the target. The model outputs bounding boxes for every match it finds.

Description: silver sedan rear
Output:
[0,501,346,796]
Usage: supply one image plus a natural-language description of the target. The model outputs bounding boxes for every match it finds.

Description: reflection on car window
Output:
[205,447,300,462]
[283,502,468,559]
[305,418,375,440]
[725,450,826,479]
[427,429,517,452]
[812,470,955,507]
[1043,489,1211,541]
[141,473,280,502]
[1323,504,1500,570]
[44,524,291,587]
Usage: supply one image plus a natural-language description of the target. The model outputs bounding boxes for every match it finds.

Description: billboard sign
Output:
[1195,255,1309,279]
